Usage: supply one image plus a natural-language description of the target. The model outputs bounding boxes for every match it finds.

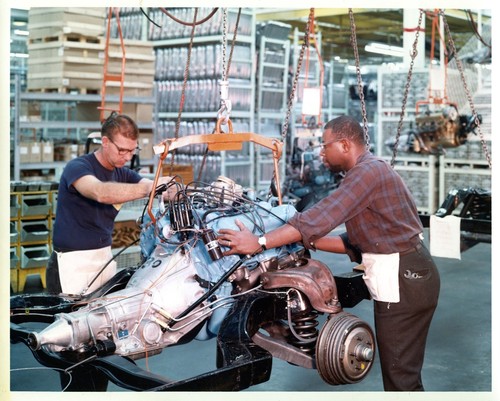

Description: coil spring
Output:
[289,310,319,354]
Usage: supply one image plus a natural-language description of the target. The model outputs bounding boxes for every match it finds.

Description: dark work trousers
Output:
[374,243,440,391]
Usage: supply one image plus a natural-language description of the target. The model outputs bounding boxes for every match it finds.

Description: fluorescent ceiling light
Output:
[364,42,404,58]
[10,53,29,58]
[14,29,29,36]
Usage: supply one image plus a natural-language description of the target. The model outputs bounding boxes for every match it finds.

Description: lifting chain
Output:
[217,9,241,125]
[197,9,241,181]
[348,9,370,150]
[390,9,424,167]
[282,8,315,142]
[440,10,492,169]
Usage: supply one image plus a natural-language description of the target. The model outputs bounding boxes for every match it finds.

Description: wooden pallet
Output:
[104,38,156,83]
[28,39,104,59]
[75,102,154,123]
[28,8,105,43]
[26,10,155,97]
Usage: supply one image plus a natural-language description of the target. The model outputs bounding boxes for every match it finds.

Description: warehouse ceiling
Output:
[255,8,491,66]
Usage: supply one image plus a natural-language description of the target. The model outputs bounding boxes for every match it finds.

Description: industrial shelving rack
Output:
[11,79,156,181]
[10,185,57,293]
[151,8,256,187]
[254,23,291,192]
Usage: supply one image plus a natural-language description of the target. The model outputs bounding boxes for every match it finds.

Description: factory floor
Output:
[9,230,494,398]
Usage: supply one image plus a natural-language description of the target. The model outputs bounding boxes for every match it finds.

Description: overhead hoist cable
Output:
[348,9,370,150]
[465,9,491,49]
[390,9,424,168]
[440,10,491,168]
[198,9,241,182]
[282,8,315,142]
[168,8,198,172]
[159,7,219,26]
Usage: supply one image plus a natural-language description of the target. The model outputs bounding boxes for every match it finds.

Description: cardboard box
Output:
[41,142,54,162]
[162,164,194,185]
[138,132,155,160]
[30,142,42,163]
[19,142,31,163]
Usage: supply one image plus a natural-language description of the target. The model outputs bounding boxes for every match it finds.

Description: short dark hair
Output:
[324,115,365,146]
[101,112,139,140]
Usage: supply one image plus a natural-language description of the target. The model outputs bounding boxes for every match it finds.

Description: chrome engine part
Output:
[28,177,302,359]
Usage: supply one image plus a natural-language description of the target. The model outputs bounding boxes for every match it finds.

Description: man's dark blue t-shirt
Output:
[52,153,142,251]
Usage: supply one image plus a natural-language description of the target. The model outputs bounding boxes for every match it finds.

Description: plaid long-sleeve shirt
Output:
[287,151,423,255]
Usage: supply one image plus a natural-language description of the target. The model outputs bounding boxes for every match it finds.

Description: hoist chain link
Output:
[282,8,314,141]
[221,9,228,82]
[217,9,233,124]
[349,9,370,150]
[391,9,424,167]
[440,10,492,169]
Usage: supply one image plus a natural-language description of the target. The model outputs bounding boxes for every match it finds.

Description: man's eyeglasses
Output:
[107,136,139,155]
[317,139,340,151]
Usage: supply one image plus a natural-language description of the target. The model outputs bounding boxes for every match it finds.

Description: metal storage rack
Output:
[10,186,57,293]
[376,65,430,157]
[151,8,256,187]
[11,79,156,181]
[255,28,290,192]
[384,155,439,215]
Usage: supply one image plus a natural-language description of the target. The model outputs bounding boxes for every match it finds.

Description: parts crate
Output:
[21,245,50,269]
[21,193,50,217]
[21,220,50,243]
[384,155,439,215]
[10,221,19,244]
[439,157,491,204]
[11,247,19,270]
[10,194,20,218]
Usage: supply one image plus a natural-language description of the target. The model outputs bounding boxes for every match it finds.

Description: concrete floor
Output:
[9,229,494,396]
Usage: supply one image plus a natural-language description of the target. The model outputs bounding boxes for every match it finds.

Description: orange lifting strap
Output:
[99,7,126,122]
[416,10,452,114]
[147,118,284,223]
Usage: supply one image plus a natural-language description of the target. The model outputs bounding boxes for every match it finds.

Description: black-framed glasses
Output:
[107,136,139,155]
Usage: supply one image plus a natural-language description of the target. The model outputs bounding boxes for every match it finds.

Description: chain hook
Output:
[217,79,232,125]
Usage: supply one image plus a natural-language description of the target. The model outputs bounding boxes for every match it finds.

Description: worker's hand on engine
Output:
[218,219,262,256]
[157,176,182,200]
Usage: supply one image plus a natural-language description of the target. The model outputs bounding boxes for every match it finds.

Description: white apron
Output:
[57,246,117,295]
[361,252,400,303]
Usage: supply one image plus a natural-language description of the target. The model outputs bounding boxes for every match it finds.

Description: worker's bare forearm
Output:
[90,180,153,204]
[265,224,303,249]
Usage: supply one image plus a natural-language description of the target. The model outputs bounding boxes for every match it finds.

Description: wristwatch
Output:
[258,236,267,251]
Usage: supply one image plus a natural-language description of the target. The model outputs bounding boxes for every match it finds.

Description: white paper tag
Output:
[430,215,461,260]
